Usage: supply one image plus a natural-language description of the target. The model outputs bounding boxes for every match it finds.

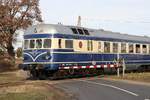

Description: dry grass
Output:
[0,70,70,100]
[109,72,150,83]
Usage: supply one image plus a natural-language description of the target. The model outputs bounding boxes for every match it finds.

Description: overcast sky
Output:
[40,0,150,36]
[14,0,150,49]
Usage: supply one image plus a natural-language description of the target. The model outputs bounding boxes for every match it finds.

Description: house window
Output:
[87,40,93,51]
[129,44,134,53]
[65,40,73,48]
[136,44,140,53]
[121,43,126,53]
[104,42,110,53]
[113,43,118,53]
[44,39,51,48]
[142,45,147,54]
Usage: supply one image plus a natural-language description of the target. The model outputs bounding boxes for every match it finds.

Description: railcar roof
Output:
[25,24,150,43]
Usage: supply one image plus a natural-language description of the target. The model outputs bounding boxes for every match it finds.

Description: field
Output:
[0,70,70,100]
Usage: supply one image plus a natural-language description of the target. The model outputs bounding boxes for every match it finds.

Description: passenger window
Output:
[98,42,101,52]
[142,45,147,54]
[30,40,35,49]
[78,29,84,35]
[129,44,134,53]
[83,29,90,35]
[58,39,62,48]
[149,45,150,54]
[71,28,78,34]
[121,43,126,53]
[87,40,93,51]
[104,42,110,53]
[136,44,140,53]
[44,39,51,48]
[113,43,118,53]
[65,40,73,48]
[24,40,29,49]
[36,39,42,48]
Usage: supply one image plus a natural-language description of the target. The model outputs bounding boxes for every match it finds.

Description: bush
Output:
[0,55,15,72]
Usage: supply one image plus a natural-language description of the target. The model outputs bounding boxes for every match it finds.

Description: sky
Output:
[14,0,150,49]
[40,0,150,36]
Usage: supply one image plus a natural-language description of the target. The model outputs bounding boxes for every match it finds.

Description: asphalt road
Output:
[56,77,150,100]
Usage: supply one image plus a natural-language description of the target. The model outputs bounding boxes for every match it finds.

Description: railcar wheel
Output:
[30,69,39,80]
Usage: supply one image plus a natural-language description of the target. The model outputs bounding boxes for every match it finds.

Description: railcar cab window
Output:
[129,44,134,53]
[44,39,51,48]
[30,40,35,48]
[71,28,78,34]
[65,40,73,49]
[136,44,140,53]
[121,43,126,53]
[24,40,29,49]
[36,39,42,48]
[104,42,110,53]
[142,45,147,54]
[113,43,118,53]
[77,29,84,35]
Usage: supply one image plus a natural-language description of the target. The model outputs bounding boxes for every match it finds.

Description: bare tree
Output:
[0,0,42,57]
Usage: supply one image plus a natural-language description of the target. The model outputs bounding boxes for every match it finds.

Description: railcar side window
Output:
[149,45,150,54]
[136,44,140,53]
[58,39,62,48]
[142,45,147,54]
[104,42,110,53]
[113,43,118,53]
[30,40,35,48]
[24,40,29,49]
[71,28,78,34]
[36,39,42,48]
[98,42,101,52]
[87,40,93,51]
[129,44,134,53]
[83,29,90,35]
[78,29,84,35]
[121,43,126,53]
[65,40,73,48]
[44,39,51,48]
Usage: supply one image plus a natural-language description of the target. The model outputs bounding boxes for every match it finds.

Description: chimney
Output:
[77,16,81,27]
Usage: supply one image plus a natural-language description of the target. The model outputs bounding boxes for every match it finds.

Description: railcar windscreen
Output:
[24,40,29,49]
[36,39,42,48]
[30,40,35,48]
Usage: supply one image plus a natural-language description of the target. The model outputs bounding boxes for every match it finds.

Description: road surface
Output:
[56,77,150,100]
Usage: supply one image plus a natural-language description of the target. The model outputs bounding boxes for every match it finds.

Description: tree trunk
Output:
[7,43,15,58]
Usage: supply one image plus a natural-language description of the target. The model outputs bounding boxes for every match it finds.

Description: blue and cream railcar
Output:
[22,24,150,78]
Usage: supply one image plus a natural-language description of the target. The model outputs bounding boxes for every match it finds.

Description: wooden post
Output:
[122,59,126,77]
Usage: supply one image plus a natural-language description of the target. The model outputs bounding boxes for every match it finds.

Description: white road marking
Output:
[78,79,139,97]
[145,99,150,100]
